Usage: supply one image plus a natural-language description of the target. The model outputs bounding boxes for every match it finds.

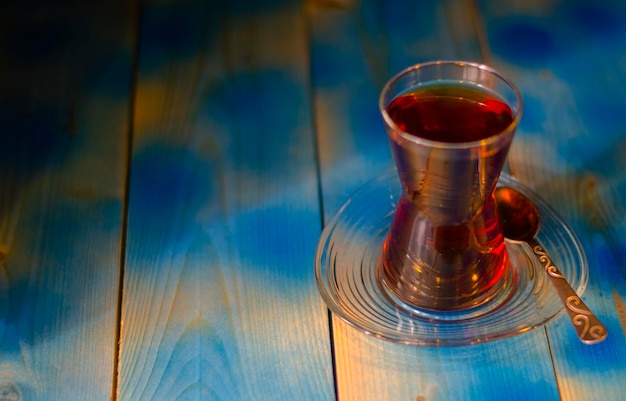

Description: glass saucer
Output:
[315,171,588,346]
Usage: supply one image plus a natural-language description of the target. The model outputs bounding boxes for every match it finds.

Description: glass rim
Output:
[379,60,523,149]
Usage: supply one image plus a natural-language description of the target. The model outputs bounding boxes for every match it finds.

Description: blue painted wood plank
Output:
[310,0,561,400]
[310,0,484,217]
[0,0,134,399]
[118,1,334,400]
[333,322,559,400]
[477,0,626,399]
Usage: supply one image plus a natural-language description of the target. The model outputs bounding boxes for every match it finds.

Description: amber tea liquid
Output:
[386,84,513,142]
[381,82,515,310]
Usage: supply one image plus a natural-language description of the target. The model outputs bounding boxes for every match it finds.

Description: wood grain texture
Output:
[476,0,626,399]
[310,0,561,400]
[118,1,334,400]
[0,0,133,399]
[1,0,624,399]
[332,319,559,400]
[309,0,484,216]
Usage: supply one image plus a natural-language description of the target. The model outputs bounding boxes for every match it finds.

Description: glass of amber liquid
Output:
[379,61,522,311]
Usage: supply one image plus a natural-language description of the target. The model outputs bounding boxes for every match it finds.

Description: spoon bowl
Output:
[495,186,607,344]
[494,186,541,241]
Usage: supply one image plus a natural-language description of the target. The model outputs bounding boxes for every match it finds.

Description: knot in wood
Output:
[0,383,19,401]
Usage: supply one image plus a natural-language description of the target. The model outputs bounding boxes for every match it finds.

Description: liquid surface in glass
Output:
[386,83,514,143]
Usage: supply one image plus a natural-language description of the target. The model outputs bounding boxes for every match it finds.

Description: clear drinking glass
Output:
[378,61,523,310]
[316,61,588,345]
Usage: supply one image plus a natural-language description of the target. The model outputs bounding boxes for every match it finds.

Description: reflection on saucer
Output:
[315,171,588,346]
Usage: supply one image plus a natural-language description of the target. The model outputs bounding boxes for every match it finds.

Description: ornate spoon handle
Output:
[529,239,608,344]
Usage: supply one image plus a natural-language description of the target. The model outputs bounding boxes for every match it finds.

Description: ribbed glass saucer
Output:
[315,171,588,346]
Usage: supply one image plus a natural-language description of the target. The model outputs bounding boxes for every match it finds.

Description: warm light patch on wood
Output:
[613,287,626,337]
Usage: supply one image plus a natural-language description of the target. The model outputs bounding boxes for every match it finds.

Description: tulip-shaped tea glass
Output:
[315,61,589,345]
[379,61,520,311]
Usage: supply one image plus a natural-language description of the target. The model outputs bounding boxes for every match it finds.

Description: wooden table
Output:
[1,0,625,399]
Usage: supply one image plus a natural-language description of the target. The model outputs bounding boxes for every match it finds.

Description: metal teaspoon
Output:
[494,186,607,344]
